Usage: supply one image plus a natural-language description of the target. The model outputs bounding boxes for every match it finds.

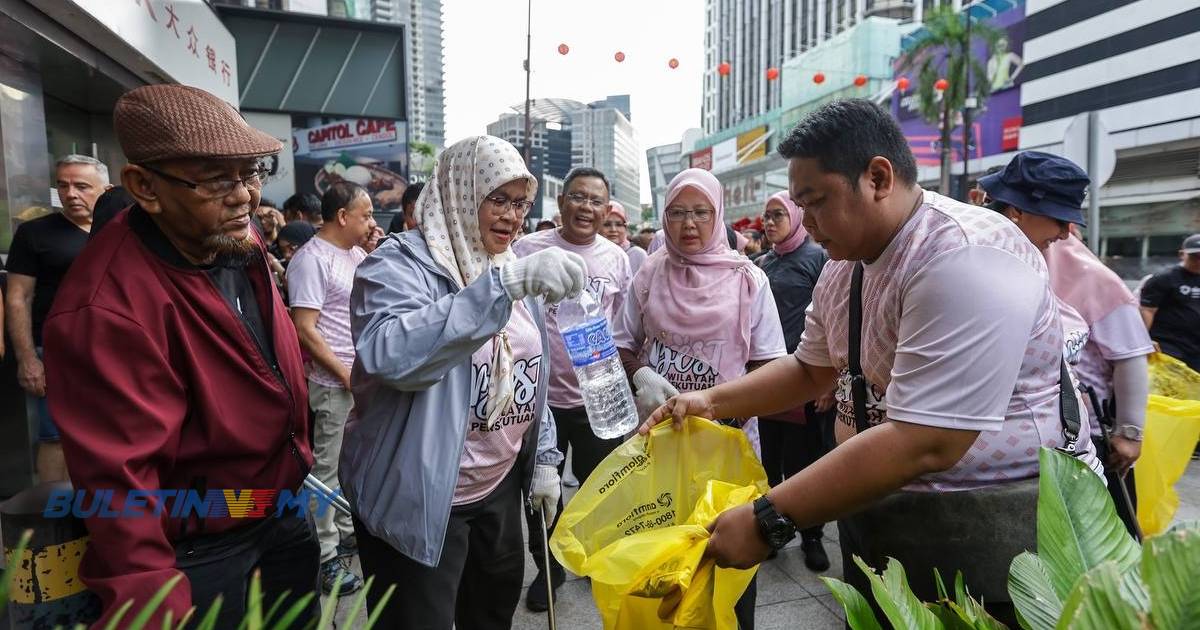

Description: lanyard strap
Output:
[848,262,871,434]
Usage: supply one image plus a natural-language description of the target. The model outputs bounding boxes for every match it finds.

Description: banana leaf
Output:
[853,555,942,630]
[1142,523,1200,629]
[1056,562,1144,629]
[1035,448,1140,601]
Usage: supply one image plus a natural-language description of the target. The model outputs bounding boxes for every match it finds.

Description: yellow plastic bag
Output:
[1147,351,1200,401]
[550,417,769,629]
[1136,394,1200,536]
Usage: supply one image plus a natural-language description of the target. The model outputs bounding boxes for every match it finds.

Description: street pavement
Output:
[327,457,1200,629]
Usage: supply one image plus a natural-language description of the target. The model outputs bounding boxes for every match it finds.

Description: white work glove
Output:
[500,248,587,304]
[633,367,680,421]
[530,464,562,526]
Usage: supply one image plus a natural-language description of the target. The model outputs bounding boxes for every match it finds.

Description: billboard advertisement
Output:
[292,118,409,211]
[691,126,770,173]
[893,6,1025,166]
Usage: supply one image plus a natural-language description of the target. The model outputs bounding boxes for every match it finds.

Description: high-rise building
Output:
[571,106,640,214]
[369,0,445,148]
[1018,0,1200,267]
[647,143,686,219]
[488,97,638,219]
[701,0,963,134]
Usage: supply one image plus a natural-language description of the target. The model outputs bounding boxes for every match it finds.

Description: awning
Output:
[217,6,406,120]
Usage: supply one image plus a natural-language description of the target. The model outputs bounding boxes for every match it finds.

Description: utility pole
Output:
[960,6,973,201]
[523,0,533,168]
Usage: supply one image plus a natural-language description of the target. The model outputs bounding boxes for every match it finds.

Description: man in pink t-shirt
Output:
[511,167,632,611]
[645,100,1090,625]
[286,182,374,595]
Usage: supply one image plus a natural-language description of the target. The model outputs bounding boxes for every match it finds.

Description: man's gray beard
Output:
[203,232,258,268]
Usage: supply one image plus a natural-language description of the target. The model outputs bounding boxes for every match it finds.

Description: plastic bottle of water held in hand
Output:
[558,291,639,439]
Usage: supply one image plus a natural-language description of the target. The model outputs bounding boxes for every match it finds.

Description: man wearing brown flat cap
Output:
[43,84,319,628]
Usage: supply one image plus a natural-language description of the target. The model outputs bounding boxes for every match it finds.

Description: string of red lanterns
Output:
[557,46,917,92]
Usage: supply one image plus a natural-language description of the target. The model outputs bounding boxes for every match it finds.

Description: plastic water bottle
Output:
[558,291,639,439]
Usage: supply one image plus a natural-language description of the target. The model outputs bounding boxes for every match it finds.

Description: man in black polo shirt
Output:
[1140,234,1200,373]
[4,154,111,482]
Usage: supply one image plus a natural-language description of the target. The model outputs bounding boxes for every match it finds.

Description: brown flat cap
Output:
[114,84,282,163]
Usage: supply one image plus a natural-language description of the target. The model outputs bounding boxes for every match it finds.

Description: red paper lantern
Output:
[718,61,731,76]
[935,78,949,91]
[897,76,911,91]
[813,72,825,84]
[614,51,625,63]
[668,58,680,69]
[766,67,780,81]
[853,74,867,87]
[557,43,569,55]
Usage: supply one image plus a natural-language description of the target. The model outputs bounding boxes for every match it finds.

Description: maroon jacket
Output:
[43,207,313,627]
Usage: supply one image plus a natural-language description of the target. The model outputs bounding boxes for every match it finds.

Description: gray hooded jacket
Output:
[341,230,562,567]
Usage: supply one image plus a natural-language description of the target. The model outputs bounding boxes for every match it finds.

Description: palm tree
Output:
[899,6,1002,196]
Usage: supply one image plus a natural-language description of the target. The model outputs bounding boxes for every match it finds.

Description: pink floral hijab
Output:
[635,168,758,384]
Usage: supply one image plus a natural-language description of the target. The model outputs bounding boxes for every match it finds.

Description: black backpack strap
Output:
[848,263,871,434]
[1057,359,1082,455]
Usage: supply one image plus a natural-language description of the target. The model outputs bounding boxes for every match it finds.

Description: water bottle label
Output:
[562,319,617,368]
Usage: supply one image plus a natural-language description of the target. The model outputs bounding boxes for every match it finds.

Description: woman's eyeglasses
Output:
[601,221,626,229]
[762,210,788,223]
[665,208,714,224]
[484,195,534,216]
[140,164,266,199]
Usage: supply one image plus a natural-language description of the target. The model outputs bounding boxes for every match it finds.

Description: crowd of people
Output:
[2,82,1199,630]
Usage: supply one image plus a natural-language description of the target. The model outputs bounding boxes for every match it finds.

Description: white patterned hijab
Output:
[415,135,537,427]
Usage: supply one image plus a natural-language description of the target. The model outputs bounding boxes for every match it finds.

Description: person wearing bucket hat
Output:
[986,151,1153,539]
[41,84,319,629]
[978,150,1088,250]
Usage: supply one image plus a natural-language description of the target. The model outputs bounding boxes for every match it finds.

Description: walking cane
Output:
[1085,388,1144,542]
[304,473,353,517]
[538,505,558,630]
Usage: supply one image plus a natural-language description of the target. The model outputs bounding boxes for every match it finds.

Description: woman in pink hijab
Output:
[612,168,787,629]
[601,200,648,277]
[753,191,833,571]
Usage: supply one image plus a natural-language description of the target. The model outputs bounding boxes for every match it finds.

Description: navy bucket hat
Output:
[979,151,1090,226]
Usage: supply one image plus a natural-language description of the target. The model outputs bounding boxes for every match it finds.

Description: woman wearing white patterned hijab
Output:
[346,135,584,628]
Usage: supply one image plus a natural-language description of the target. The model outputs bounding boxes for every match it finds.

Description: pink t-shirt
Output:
[1071,303,1154,431]
[512,229,631,408]
[454,302,543,505]
[796,191,1098,491]
[286,236,367,388]
[615,264,786,392]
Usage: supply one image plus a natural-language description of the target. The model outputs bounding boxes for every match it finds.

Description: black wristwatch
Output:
[752,496,797,550]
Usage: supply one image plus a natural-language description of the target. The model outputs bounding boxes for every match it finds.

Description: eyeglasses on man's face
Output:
[141,163,267,199]
[565,192,609,210]
[665,207,714,224]
[484,194,534,216]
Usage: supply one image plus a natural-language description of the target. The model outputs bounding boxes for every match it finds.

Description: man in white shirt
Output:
[287,181,376,595]
[512,167,632,612]
[645,99,1093,626]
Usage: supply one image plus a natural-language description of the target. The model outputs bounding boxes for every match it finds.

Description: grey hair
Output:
[56,154,110,185]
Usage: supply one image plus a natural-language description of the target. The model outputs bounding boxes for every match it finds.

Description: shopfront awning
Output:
[217,6,406,120]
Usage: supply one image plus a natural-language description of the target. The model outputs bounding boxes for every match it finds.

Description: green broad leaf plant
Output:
[0,539,395,630]
[822,447,1200,629]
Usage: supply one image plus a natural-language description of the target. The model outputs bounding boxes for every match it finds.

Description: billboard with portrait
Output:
[893,6,1025,166]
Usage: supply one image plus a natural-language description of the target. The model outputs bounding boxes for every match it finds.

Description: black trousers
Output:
[838,480,1038,628]
[354,468,525,630]
[759,402,834,543]
[1091,436,1140,540]
[526,405,622,573]
[175,513,321,629]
